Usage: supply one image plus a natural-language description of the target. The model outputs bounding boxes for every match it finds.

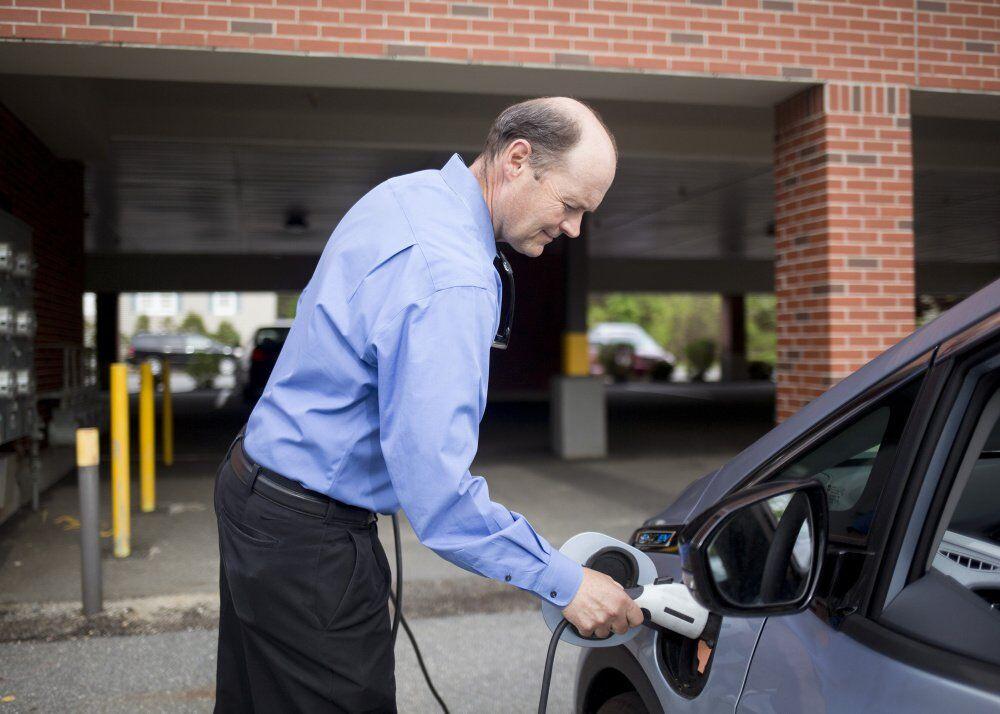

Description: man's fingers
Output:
[627,603,645,628]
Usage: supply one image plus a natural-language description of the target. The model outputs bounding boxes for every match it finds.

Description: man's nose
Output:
[560,216,582,239]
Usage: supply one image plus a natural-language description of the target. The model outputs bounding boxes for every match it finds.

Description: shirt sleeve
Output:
[372,285,583,608]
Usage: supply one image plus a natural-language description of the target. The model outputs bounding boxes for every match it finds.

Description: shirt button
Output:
[551,591,557,598]
[504,574,511,582]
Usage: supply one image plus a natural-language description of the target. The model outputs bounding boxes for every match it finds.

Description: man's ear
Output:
[503,139,533,178]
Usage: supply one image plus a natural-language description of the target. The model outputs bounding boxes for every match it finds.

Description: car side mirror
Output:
[679,480,828,617]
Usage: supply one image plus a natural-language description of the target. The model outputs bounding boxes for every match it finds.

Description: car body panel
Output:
[737,612,1000,714]
[577,552,765,714]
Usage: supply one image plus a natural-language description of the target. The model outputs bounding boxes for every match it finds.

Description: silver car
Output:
[575,277,1000,713]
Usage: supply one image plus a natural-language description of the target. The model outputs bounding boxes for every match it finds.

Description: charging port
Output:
[656,613,721,698]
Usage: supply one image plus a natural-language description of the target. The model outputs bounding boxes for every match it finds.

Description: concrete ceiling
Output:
[84,134,999,266]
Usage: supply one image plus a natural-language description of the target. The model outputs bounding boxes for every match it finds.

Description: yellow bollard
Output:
[161,360,173,467]
[140,362,156,513]
[109,363,130,558]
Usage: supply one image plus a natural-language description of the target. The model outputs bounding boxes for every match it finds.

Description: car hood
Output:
[645,277,1000,528]
[644,469,720,526]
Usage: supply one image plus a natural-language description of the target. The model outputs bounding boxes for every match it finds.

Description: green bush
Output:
[133,315,151,336]
[214,320,241,347]
[650,360,674,382]
[179,312,208,336]
[685,339,717,381]
[186,352,221,389]
[747,360,774,381]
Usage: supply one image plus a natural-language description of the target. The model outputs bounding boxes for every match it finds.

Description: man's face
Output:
[496,137,616,258]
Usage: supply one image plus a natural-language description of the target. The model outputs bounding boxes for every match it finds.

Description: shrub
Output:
[747,360,774,381]
[179,312,208,336]
[186,352,221,389]
[214,320,241,347]
[685,339,717,381]
[650,360,674,382]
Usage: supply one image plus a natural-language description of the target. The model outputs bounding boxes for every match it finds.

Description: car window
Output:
[932,393,1000,609]
[255,327,290,346]
[879,371,1000,668]
[770,376,923,543]
[188,335,213,350]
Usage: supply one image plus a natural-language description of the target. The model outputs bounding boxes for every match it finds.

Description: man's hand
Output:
[561,567,645,638]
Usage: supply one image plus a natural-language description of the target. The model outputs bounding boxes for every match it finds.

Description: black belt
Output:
[229,437,376,525]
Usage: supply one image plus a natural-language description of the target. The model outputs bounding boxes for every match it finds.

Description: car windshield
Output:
[590,324,663,353]
[133,334,188,351]
[255,327,290,347]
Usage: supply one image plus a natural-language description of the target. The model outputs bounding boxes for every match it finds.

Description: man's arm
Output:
[372,285,583,607]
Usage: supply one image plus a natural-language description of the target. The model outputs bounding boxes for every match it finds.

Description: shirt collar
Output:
[440,153,496,259]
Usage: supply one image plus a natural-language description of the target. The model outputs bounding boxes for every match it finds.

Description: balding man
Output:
[213,96,644,712]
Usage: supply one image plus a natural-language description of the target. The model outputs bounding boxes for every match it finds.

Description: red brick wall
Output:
[773,83,914,421]
[0,103,85,395]
[2,0,997,93]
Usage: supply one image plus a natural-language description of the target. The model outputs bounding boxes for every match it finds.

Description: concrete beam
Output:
[85,253,998,297]
[0,42,803,108]
[916,262,1000,295]
[86,253,317,292]
[0,74,775,164]
[590,258,774,294]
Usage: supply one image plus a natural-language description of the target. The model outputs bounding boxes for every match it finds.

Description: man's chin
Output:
[505,237,549,258]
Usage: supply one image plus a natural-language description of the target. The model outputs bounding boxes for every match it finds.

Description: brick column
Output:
[773,84,915,422]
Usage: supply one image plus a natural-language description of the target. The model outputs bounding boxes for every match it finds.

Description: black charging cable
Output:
[389,513,569,714]
[390,513,450,714]
[538,619,570,714]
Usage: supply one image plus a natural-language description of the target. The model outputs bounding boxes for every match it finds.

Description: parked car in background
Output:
[575,278,1000,713]
[589,322,676,382]
[128,332,238,388]
[240,320,292,405]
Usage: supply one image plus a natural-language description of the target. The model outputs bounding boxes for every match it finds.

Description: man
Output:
[214,96,644,712]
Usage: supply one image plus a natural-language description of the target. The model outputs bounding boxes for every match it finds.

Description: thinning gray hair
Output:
[479,97,617,179]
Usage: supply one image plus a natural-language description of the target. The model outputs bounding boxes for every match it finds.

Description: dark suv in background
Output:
[128,332,239,388]
[240,321,292,405]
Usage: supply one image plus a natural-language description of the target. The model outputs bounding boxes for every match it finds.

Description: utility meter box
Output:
[0,211,35,445]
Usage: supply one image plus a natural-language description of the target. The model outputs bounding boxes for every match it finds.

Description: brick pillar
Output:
[773,85,915,421]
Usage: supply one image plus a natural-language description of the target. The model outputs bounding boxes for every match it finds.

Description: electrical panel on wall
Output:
[0,211,35,446]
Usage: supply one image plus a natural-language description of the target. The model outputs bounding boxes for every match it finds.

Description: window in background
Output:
[135,292,179,317]
[211,292,239,317]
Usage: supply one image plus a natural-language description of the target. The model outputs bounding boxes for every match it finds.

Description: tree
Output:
[214,320,241,347]
[277,292,300,319]
[179,312,208,335]
[746,294,776,365]
[159,316,176,333]
[133,314,151,336]
[588,292,720,363]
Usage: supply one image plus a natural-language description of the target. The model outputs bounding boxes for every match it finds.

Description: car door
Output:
[737,322,1000,712]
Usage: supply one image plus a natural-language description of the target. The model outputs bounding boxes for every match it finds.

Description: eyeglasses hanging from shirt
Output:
[492,248,514,350]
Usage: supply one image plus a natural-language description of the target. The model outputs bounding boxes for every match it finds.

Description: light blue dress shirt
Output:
[244,153,583,608]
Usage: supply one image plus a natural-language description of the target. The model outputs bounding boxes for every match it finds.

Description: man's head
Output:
[471,97,618,257]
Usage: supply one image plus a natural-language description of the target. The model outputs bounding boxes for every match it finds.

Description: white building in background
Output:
[119,292,280,347]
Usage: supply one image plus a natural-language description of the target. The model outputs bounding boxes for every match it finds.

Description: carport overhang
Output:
[4,44,998,299]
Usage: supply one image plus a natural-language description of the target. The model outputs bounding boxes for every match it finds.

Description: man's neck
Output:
[469,156,500,236]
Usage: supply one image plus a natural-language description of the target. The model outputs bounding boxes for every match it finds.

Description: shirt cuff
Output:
[533,549,584,608]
